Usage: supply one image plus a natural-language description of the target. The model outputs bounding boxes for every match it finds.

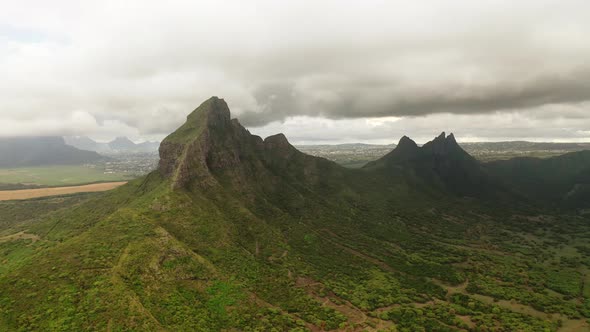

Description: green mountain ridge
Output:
[486,151,590,208]
[2,97,590,331]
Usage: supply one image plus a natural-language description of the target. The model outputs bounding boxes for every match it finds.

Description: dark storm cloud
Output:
[238,83,301,127]
[239,67,590,126]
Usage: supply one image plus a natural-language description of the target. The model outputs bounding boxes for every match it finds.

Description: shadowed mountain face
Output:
[4,97,590,331]
[365,132,472,165]
[0,136,104,167]
[157,98,503,201]
[365,132,505,199]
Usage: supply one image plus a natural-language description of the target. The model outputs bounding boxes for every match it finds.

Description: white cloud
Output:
[0,0,589,142]
[0,110,139,140]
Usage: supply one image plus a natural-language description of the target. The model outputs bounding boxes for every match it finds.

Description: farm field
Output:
[0,182,127,201]
[0,165,133,186]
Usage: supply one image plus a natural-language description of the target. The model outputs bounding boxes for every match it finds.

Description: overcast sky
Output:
[1,1,589,144]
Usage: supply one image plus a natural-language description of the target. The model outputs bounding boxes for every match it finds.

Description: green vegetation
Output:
[3,177,589,331]
[0,165,133,186]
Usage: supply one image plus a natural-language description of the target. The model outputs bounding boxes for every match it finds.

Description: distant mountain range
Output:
[0,136,105,168]
[64,136,160,153]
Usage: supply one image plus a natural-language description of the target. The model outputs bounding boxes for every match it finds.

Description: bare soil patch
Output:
[0,182,126,201]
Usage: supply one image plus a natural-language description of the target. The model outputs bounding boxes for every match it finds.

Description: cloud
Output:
[0,0,589,142]
[250,102,590,144]
[0,111,140,140]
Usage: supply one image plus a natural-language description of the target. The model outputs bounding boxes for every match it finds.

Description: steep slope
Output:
[0,97,587,332]
[0,136,105,168]
[158,97,344,193]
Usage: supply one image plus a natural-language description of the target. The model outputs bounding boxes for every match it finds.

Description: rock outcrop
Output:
[158,97,339,191]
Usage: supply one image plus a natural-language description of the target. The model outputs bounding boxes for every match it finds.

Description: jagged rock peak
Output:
[434,132,446,142]
[364,132,470,169]
[429,132,457,143]
[446,133,457,144]
[418,132,473,163]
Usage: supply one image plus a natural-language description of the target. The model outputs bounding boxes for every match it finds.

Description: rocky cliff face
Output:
[158,97,339,191]
[159,97,243,189]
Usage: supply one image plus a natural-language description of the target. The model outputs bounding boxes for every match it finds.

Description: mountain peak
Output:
[263,133,298,159]
[264,133,289,146]
[158,97,339,191]
[161,97,231,146]
[446,133,456,143]
[366,132,472,168]
[158,97,235,188]
[186,96,231,129]
[365,131,490,196]
[109,136,136,150]
[362,135,419,167]
[397,135,419,149]
[111,136,134,143]
[422,132,463,156]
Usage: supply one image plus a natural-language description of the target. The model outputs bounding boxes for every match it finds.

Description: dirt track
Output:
[0,182,127,201]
